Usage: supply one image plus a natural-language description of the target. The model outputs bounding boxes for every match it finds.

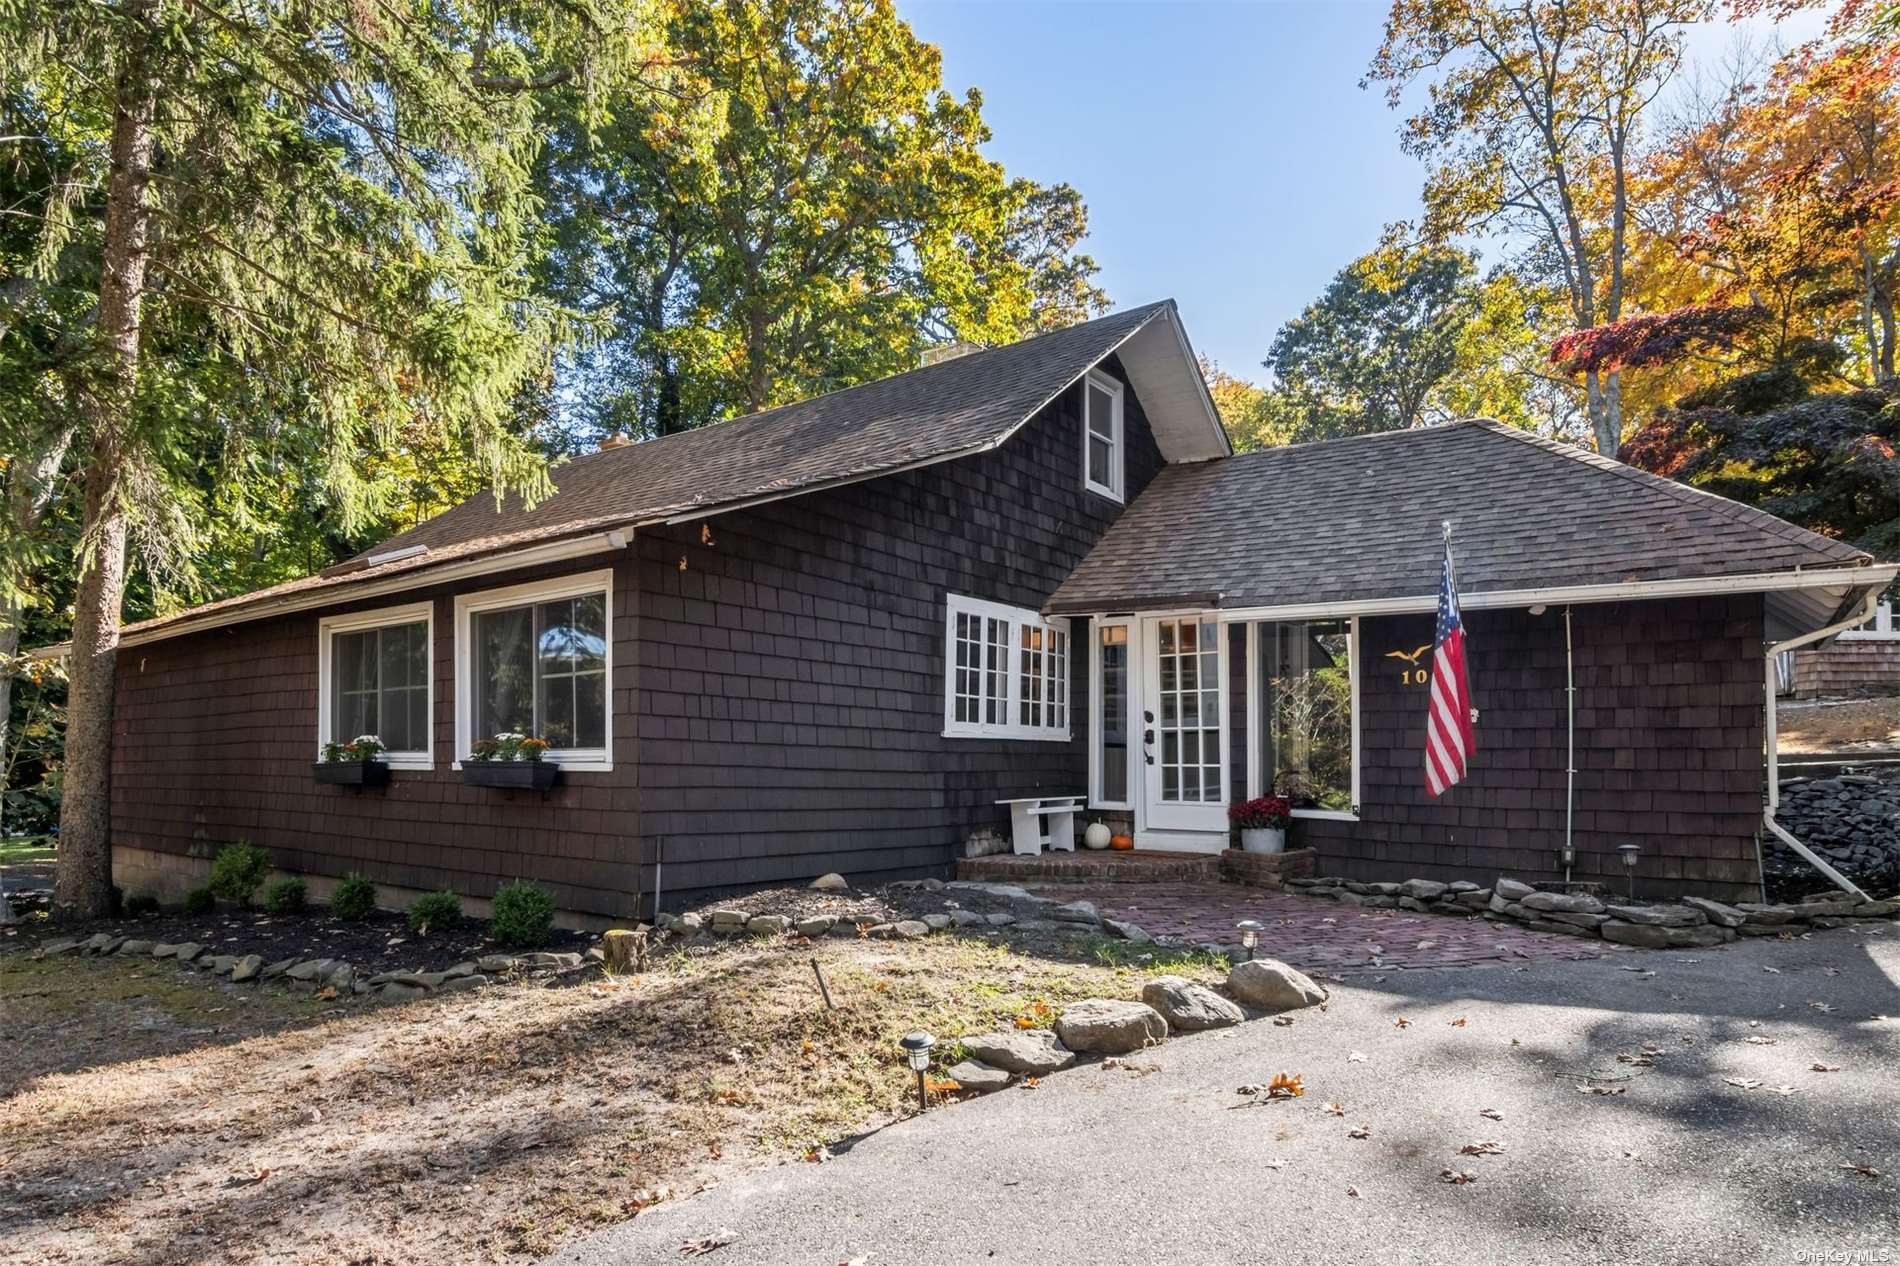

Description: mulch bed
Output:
[1,906,589,973]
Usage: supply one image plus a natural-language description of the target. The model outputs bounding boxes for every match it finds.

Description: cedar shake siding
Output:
[632,359,1165,902]
[1275,596,1767,902]
[109,556,641,919]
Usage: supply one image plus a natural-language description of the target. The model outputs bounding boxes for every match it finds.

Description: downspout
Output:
[1763,589,1882,901]
[1563,607,1575,888]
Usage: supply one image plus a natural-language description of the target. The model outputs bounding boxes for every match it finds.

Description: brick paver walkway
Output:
[1033,882,1606,973]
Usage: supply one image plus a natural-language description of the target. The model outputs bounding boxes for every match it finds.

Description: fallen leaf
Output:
[1393,1017,1411,1029]
[680,1228,737,1256]
[1577,1084,1626,1096]
[222,1166,272,1189]
[1347,1051,1368,1063]
[1811,1062,1842,1073]
[1266,1072,1305,1099]
[1263,1156,1289,1169]
[1841,1162,1882,1180]
[1744,1035,1778,1046]
[1724,1077,1764,1091]
[1272,1016,1295,1027]
[1345,1185,1360,1198]
[1810,1001,1837,1014]
[1022,1076,1039,1089]
[1323,1102,1346,1116]
[1768,1084,1800,1096]
[1236,1083,1266,1096]
[1448,1016,1467,1028]
[802,1147,831,1164]
[1439,1168,1476,1185]
[1416,940,1439,950]
[1460,1140,1506,1156]
[1348,1126,1371,1139]
[1823,966,1840,977]
[1478,1108,1503,1121]
[1013,1016,1036,1030]
[1761,966,1781,974]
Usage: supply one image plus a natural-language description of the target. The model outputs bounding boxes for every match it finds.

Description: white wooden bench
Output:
[996,795,1086,857]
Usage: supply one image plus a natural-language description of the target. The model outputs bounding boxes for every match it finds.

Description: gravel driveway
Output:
[552,928,1900,1266]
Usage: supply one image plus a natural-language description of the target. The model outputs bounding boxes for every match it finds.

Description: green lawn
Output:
[0,835,55,866]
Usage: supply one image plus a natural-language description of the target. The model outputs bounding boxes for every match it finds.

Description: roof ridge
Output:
[1461,418,1870,564]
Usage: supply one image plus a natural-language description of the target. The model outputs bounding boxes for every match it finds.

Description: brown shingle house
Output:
[84,301,1896,919]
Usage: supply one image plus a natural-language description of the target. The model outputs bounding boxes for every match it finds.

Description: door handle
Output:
[1143,729,1154,745]
[1143,727,1156,766]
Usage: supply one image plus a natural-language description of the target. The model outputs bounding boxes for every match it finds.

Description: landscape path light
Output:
[899,1031,935,1112]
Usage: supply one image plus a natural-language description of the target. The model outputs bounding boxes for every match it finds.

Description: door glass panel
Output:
[1098,625,1128,802]
[1152,616,1223,806]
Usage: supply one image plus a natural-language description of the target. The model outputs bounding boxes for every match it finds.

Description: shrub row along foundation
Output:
[1285,875,1900,947]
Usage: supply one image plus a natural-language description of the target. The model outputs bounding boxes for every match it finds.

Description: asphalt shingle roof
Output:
[1044,419,1873,614]
[108,302,1179,644]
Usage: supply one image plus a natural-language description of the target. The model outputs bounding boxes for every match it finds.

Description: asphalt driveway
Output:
[552,926,1900,1266]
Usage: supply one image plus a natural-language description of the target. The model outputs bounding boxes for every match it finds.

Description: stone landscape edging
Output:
[31,930,597,998]
[1282,874,1900,948]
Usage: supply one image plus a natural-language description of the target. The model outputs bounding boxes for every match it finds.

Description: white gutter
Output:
[1762,586,1882,901]
[37,530,633,657]
[1184,564,1900,625]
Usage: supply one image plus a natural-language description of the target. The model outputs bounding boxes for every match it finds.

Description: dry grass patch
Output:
[1,931,1219,1265]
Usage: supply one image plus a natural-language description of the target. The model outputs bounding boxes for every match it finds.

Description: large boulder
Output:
[1399,878,1449,901]
[810,873,849,892]
[1493,878,1536,902]
[1226,958,1328,1012]
[1602,920,1732,949]
[960,1030,1076,1076]
[1140,976,1244,1032]
[1055,999,1169,1054]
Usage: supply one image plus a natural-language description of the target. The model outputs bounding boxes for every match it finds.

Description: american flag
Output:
[1425,533,1476,798]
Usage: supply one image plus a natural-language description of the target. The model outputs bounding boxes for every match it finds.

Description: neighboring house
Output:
[83,301,1896,918]
[1781,599,1900,698]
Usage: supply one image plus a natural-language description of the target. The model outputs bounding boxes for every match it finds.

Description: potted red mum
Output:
[1228,795,1292,854]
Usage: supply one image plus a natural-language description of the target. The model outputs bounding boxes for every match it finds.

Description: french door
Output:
[1140,614,1228,835]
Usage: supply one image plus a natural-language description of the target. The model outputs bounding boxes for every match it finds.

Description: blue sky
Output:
[906,0,1824,378]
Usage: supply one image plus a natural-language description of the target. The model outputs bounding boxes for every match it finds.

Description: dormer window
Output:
[1083,369,1124,502]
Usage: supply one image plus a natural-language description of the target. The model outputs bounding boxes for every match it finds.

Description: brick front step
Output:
[956,850,1221,884]
[1219,847,1318,890]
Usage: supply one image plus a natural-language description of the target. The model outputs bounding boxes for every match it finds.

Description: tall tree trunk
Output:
[53,0,159,922]
[1875,280,1897,385]
[1585,369,1621,456]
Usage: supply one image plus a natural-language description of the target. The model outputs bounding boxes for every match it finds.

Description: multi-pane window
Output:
[456,571,613,766]
[472,593,608,750]
[318,603,433,767]
[1083,370,1123,501]
[943,594,1070,740]
[1154,617,1222,804]
[1095,624,1130,804]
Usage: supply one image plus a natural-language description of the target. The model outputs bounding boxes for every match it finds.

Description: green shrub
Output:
[183,886,215,915]
[124,893,160,918]
[207,841,272,907]
[330,873,377,920]
[408,889,462,934]
[488,880,555,949]
[264,876,307,914]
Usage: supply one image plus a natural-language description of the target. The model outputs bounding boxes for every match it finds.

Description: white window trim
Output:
[942,593,1073,742]
[1081,368,1124,503]
[1246,616,1360,821]
[316,601,435,771]
[1840,598,1900,641]
[453,568,614,772]
[1088,616,1135,809]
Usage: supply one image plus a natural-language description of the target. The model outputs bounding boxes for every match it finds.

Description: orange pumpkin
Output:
[1109,833,1134,851]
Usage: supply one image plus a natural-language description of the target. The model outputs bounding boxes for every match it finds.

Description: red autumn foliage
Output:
[1549,304,1767,375]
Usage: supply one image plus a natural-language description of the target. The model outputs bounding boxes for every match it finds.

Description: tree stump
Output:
[602,926,648,974]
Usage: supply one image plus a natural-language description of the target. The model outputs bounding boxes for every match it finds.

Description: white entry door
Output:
[1140,614,1229,837]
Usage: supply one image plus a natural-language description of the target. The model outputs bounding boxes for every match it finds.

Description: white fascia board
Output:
[1200,565,1900,626]
[89,530,633,655]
